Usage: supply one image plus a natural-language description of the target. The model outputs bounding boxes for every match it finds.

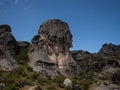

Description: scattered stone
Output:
[0,83,5,90]
[63,78,73,88]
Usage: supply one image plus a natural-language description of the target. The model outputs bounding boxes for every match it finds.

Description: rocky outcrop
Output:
[17,41,30,49]
[17,41,30,54]
[98,43,120,56]
[71,45,120,88]
[71,50,92,71]
[92,59,120,72]
[0,25,18,71]
[28,19,76,76]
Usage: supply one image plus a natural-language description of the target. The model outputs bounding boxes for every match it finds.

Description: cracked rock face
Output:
[0,25,18,71]
[28,19,76,76]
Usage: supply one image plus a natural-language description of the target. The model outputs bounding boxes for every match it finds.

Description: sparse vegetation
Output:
[16,48,29,65]
[111,69,120,85]
[0,47,120,90]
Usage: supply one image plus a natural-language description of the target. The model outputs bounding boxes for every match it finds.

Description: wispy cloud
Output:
[23,7,28,10]
[14,0,19,5]
[24,0,30,10]
[0,1,3,6]
[25,0,30,3]
[13,0,30,11]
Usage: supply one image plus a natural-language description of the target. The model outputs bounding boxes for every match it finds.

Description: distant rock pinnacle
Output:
[0,24,18,71]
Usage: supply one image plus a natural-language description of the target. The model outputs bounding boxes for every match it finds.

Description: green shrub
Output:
[98,73,109,80]
[65,86,72,90]
[37,76,48,85]
[53,75,64,84]
[111,69,120,85]
[3,84,16,90]
[27,66,33,72]
[30,72,39,80]
[24,79,33,85]
[46,84,56,90]
[15,67,27,77]
[35,84,42,90]
[14,78,25,87]
[76,82,89,90]
[16,48,28,64]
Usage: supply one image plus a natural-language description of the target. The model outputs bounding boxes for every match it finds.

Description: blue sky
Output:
[0,0,120,53]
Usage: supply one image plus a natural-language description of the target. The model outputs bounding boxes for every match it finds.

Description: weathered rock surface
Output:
[0,22,120,90]
[28,19,77,76]
[99,43,120,56]
[0,24,18,71]
[71,50,92,71]
[71,44,120,89]
[17,41,30,49]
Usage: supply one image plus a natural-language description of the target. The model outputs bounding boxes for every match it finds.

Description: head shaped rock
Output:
[33,19,72,53]
[29,19,76,76]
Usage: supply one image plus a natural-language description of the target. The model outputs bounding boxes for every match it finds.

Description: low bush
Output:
[27,66,33,72]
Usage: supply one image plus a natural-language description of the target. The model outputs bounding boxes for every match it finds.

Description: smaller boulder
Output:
[0,79,5,90]
[0,83,5,90]
[63,78,73,88]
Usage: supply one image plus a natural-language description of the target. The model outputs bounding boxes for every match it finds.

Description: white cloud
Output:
[25,0,30,3]
[23,7,27,10]
[14,0,19,4]
[0,1,3,6]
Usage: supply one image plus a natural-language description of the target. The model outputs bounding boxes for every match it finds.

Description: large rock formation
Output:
[98,43,120,56]
[71,50,92,71]
[17,41,30,49]
[0,25,18,71]
[28,19,76,76]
